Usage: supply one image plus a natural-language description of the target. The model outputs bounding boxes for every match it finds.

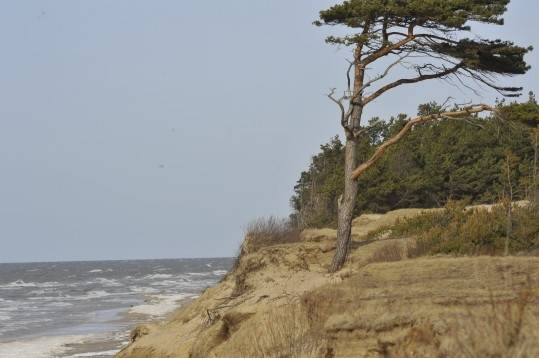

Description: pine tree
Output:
[315,0,532,271]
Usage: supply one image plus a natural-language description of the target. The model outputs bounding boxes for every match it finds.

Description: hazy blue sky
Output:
[1,1,537,262]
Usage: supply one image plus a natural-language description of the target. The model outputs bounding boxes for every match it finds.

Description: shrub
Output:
[366,201,539,257]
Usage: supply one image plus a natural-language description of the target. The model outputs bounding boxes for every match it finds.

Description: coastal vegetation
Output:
[314,0,532,271]
[291,96,539,229]
[119,206,539,357]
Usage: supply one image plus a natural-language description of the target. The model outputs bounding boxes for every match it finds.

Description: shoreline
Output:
[0,258,231,358]
[59,294,201,357]
[0,289,207,358]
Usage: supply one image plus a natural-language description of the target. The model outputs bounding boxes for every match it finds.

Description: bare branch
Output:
[350,104,497,180]
[440,96,454,110]
[345,59,354,92]
[360,54,410,92]
[327,88,352,134]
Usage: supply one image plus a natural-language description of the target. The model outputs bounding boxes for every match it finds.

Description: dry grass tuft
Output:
[243,216,300,253]
[224,216,299,288]
[238,304,328,358]
[405,239,431,258]
[369,242,405,263]
[441,283,538,357]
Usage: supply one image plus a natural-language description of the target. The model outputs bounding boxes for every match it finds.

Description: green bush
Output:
[369,201,539,256]
[291,100,539,229]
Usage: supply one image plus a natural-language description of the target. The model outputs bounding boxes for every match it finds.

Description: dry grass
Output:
[405,238,431,258]
[368,242,405,263]
[301,285,357,333]
[237,304,327,358]
[441,283,538,358]
[244,216,300,253]
[224,216,300,287]
[297,257,539,357]
[386,283,539,358]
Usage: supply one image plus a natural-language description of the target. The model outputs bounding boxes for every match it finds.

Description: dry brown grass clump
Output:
[237,304,328,358]
[368,242,405,263]
[441,283,538,358]
[243,216,300,253]
[225,216,300,284]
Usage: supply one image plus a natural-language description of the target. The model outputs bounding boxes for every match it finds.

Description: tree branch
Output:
[350,104,497,180]
[362,62,464,105]
[360,54,410,93]
[362,23,416,65]
[327,88,352,135]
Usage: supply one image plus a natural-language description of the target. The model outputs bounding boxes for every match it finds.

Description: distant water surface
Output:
[0,258,232,358]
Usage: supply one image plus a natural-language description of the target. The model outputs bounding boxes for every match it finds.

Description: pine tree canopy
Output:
[315,0,532,97]
[502,103,539,127]
[317,0,510,29]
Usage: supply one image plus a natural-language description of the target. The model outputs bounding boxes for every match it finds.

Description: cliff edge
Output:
[117,206,539,357]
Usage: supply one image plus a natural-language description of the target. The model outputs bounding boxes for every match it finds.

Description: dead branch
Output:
[327,88,351,134]
[350,104,497,180]
[360,54,410,93]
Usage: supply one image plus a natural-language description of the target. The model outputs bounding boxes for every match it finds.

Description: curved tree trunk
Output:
[330,136,360,272]
[329,42,365,273]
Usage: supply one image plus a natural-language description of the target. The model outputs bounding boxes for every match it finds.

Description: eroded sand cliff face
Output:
[117,207,539,358]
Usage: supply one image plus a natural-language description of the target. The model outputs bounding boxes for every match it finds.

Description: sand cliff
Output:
[117,206,539,357]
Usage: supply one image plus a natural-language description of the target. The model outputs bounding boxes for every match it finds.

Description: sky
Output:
[0,1,537,263]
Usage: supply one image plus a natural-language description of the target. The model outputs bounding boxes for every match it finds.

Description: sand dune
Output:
[117,205,539,357]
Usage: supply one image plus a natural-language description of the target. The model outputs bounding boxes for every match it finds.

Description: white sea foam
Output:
[212,270,228,276]
[129,293,196,316]
[141,273,173,280]
[0,280,61,289]
[130,286,159,294]
[84,290,113,299]
[0,335,89,358]
[88,269,103,273]
[91,278,122,287]
[64,290,114,301]
[149,279,181,287]
[186,272,212,277]
[65,349,119,357]
[46,301,74,308]
[26,289,51,296]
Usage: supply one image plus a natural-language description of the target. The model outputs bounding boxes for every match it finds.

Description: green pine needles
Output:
[315,0,532,97]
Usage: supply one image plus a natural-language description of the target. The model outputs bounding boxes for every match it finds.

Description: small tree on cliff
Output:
[315,0,531,272]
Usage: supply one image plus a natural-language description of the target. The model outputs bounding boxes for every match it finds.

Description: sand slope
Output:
[117,206,539,358]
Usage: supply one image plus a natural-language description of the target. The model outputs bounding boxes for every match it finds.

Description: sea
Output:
[0,258,232,358]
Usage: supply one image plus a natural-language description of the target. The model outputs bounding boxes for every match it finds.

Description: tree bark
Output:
[330,135,360,272]
[328,39,366,273]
